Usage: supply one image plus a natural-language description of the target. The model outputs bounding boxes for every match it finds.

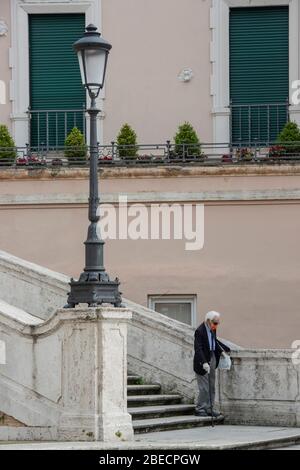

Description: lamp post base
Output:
[65,273,122,308]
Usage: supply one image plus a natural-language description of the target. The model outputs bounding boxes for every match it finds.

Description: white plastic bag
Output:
[218,353,232,370]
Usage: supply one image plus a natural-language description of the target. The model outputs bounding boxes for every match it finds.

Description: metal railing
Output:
[1,141,300,169]
[27,103,289,152]
[27,107,86,150]
[230,101,289,146]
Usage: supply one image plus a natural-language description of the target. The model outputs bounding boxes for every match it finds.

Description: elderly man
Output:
[193,311,230,417]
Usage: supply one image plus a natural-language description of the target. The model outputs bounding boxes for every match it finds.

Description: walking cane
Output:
[208,369,214,428]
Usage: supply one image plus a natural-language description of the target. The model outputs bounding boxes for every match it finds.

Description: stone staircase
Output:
[127,374,224,434]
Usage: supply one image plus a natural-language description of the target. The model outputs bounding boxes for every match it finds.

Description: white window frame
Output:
[10,0,103,147]
[148,295,197,327]
[210,0,300,144]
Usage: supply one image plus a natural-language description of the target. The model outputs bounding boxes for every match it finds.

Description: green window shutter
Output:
[29,14,86,147]
[229,6,289,144]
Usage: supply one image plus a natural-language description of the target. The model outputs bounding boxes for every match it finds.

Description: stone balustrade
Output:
[0,301,133,441]
[0,249,299,430]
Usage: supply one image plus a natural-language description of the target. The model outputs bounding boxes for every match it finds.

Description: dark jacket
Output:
[193,322,231,375]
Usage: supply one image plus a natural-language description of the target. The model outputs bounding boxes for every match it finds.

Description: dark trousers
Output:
[195,351,216,413]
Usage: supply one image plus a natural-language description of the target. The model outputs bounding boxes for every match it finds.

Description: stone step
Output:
[127,394,182,407]
[127,384,161,396]
[128,404,195,420]
[126,374,224,434]
[133,414,224,434]
[127,375,143,385]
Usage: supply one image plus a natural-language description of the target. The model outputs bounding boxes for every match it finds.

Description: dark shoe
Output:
[207,410,223,418]
[194,410,209,417]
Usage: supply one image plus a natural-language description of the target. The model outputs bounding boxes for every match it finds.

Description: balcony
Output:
[230,102,289,146]
[27,108,86,149]
[1,141,300,169]
[0,103,298,169]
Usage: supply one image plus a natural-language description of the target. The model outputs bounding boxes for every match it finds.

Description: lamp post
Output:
[65,24,122,308]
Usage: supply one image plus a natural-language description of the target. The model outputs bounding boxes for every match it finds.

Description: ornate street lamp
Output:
[65,24,122,308]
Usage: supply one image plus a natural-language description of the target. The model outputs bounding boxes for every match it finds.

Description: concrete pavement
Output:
[275,444,300,450]
[1,426,300,450]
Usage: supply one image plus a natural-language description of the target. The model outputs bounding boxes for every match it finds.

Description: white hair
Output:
[205,311,221,322]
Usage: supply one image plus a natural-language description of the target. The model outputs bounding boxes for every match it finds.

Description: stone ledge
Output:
[0,249,69,297]
[1,189,300,207]
[0,299,43,326]
[0,305,132,337]
[1,426,300,449]
[1,164,300,180]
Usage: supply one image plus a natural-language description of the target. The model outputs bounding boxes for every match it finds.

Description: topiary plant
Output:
[174,122,202,158]
[0,124,16,166]
[277,121,300,155]
[116,123,138,159]
[64,127,87,165]
[236,147,254,162]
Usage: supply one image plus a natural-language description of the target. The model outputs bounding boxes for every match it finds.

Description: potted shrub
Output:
[174,122,203,160]
[277,121,300,156]
[222,154,233,163]
[64,127,87,166]
[16,156,28,167]
[169,149,180,161]
[152,155,165,164]
[0,125,16,166]
[268,145,286,161]
[137,154,153,163]
[236,147,254,162]
[116,124,138,160]
[51,158,63,167]
[27,154,45,166]
[99,154,113,164]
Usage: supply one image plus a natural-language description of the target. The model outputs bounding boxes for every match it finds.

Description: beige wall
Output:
[2,166,300,194]
[0,0,11,130]
[102,0,212,143]
[0,0,213,144]
[0,1,299,349]
[0,166,299,349]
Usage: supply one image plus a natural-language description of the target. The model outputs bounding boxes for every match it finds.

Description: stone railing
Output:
[0,303,133,441]
[0,250,68,320]
[0,250,236,402]
[0,250,299,427]
[219,349,300,427]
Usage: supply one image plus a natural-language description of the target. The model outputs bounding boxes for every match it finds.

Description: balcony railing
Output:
[230,101,289,145]
[1,141,300,169]
[28,104,289,151]
[27,107,86,149]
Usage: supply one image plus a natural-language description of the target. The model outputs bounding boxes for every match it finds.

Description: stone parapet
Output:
[219,350,300,427]
[1,250,299,429]
[1,164,300,181]
[0,306,134,442]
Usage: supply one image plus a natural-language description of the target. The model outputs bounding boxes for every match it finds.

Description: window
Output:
[211,0,300,144]
[230,6,289,144]
[29,14,86,147]
[148,295,197,327]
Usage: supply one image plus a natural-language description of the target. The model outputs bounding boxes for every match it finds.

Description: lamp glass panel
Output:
[77,50,86,86]
[85,48,107,87]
